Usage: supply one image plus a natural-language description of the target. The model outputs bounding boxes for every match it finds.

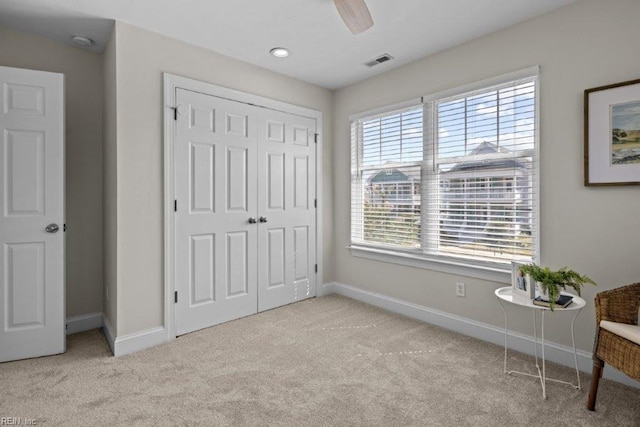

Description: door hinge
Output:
[174,291,178,303]
[173,107,178,121]
[314,199,317,208]
[63,224,67,232]
[315,264,318,274]
[314,133,319,144]
[174,200,177,212]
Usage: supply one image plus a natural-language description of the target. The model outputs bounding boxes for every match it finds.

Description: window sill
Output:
[348,245,511,283]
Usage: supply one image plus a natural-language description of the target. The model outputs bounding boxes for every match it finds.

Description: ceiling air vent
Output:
[364,53,394,68]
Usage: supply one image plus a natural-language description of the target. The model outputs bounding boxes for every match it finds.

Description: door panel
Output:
[292,126,310,146]
[257,109,316,312]
[189,105,215,132]
[225,113,248,137]
[0,66,65,363]
[176,89,257,336]
[190,234,215,305]
[267,153,285,210]
[293,226,311,299]
[267,228,285,288]
[226,231,248,297]
[4,130,45,215]
[293,226,309,281]
[226,147,248,211]
[189,142,215,213]
[293,155,309,209]
[5,83,45,116]
[6,242,45,329]
[267,121,285,143]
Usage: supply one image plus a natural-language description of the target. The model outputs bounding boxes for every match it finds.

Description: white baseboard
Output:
[324,282,640,389]
[99,314,167,357]
[66,312,103,335]
[112,327,167,357]
[317,282,335,297]
[102,315,116,354]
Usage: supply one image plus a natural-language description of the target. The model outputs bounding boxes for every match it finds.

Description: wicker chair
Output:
[587,283,640,411]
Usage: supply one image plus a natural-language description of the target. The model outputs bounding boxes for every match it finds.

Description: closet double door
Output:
[175,88,316,336]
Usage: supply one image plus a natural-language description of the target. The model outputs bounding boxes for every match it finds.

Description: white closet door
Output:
[175,88,258,336]
[0,66,65,362]
[257,109,316,312]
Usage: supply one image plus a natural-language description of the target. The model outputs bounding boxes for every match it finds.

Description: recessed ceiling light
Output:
[270,47,289,58]
[71,35,94,47]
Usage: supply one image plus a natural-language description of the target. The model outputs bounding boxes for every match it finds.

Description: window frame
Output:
[349,66,540,280]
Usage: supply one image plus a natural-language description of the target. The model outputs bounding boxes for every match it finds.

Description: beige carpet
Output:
[1,295,639,426]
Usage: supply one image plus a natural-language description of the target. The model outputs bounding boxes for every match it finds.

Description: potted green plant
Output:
[518,264,596,310]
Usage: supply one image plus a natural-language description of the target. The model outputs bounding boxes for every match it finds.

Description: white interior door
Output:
[257,109,316,312]
[0,66,65,363]
[175,88,258,336]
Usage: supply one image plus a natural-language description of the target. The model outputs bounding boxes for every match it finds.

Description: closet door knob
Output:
[259,217,268,223]
[248,217,257,224]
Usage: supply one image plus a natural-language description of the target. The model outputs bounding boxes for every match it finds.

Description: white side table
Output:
[495,286,586,399]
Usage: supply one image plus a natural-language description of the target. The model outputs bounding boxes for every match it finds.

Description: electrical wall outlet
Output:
[455,282,465,297]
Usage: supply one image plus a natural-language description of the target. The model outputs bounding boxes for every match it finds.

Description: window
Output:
[352,107,423,249]
[351,71,538,269]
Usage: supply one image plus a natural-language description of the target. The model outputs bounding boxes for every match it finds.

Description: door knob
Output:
[248,217,257,224]
[259,217,268,223]
[45,223,59,233]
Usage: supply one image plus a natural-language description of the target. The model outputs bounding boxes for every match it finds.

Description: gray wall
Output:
[332,0,640,352]
[0,26,104,318]
[111,22,334,336]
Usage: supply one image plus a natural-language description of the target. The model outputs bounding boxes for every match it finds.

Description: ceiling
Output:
[0,0,578,89]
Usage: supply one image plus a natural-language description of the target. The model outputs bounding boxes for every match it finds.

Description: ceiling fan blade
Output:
[333,0,374,34]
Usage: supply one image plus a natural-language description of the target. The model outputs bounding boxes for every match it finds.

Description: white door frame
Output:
[163,73,323,341]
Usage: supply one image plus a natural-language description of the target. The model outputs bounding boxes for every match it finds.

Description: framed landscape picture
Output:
[511,261,534,300]
[585,78,640,186]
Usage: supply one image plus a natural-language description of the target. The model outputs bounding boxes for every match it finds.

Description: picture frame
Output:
[585,78,640,186]
[511,261,535,300]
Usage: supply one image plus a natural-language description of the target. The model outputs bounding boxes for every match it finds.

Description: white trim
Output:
[100,315,168,357]
[102,315,116,354]
[317,282,335,297]
[323,282,640,389]
[349,245,511,283]
[315,118,324,294]
[163,73,324,339]
[349,98,422,123]
[163,74,177,343]
[65,312,102,335]
[533,73,541,264]
[422,65,540,103]
[165,74,321,119]
[112,327,167,357]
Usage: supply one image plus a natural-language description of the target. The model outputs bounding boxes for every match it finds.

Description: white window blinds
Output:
[351,72,538,267]
[424,76,537,263]
[351,106,423,249]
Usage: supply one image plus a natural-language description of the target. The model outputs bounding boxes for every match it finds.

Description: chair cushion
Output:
[600,320,640,345]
